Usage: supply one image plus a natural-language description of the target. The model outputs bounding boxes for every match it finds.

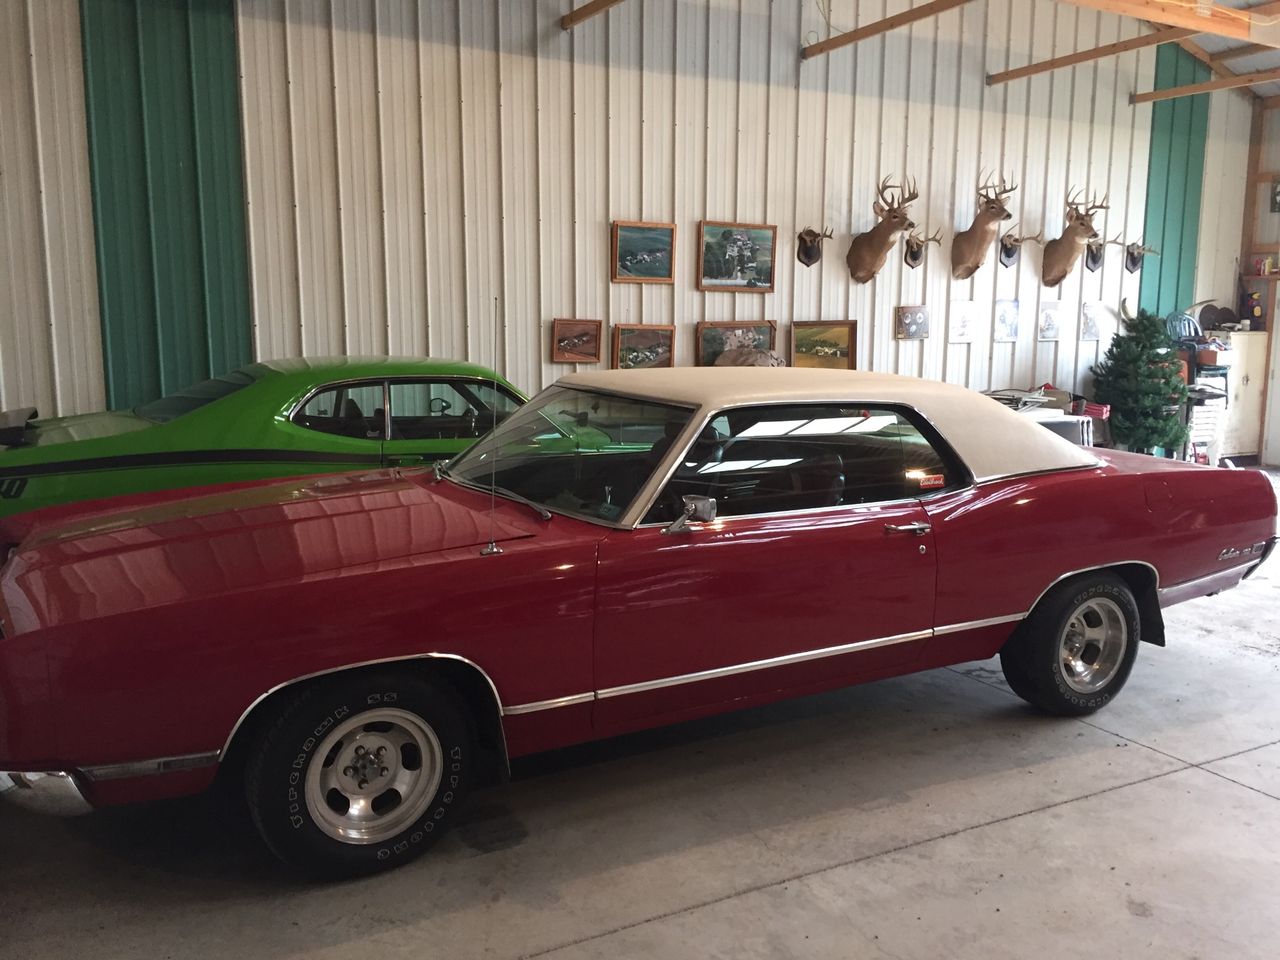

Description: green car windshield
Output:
[448,386,693,524]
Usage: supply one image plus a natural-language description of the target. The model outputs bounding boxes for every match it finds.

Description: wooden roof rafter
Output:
[1131,67,1280,103]
[987,26,1195,85]
[1052,0,1280,48]
[560,0,628,31]
[800,0,975,60]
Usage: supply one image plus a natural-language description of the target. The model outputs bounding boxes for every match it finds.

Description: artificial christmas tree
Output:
[1091,305,1189,454]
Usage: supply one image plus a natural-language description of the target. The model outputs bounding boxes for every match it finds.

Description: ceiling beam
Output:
[987,26,1194,85]
[560,0,627,31]
[1264,94,1280,109]
[1131,67,1280,104]
[800,0,974,60]
[1053,1,1280,48]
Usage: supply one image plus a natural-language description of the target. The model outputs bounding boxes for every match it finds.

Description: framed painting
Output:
[949,300,977,344]
[697,221,777,293]
[792,322,856,370]
[695,321,777,366]
[1038,302,1062,342]
[611,221,676,283]
[551,319,603,363]
[994,299,1020,342]
[612,324,676,369]
[895,306,930,341]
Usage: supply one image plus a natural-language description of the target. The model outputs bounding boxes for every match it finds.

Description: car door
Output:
[283,378,388,466]
[593,402,961,732]
[382,378,524,467]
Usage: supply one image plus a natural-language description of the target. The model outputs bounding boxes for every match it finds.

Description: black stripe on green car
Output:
[0,449,386,483]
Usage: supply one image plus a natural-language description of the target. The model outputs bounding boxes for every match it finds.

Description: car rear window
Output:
[134,369,258,423]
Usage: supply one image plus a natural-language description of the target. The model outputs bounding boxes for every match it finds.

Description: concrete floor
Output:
[4,486,1280,959]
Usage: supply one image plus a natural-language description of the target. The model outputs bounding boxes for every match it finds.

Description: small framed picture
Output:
[698,221,778,293]
[1038,302,1062,341]
[895,306,930,341]
[1081,301,1105,342]
[612,324,676,369]
[1271,178,1280,214]
[792,322,856,369]
[695,321,777,366]
[551,319,603,363]
[994,299,1020,342]
[949,300,977,344]
[611,221,676,284]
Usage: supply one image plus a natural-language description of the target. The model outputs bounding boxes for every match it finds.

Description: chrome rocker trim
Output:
[0,770,92,816]
[81,752,221,782]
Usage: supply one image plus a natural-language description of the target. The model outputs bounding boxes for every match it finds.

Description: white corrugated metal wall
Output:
[1197,89,1252,307]
[0,0,104,417]
[238,0,1174,397]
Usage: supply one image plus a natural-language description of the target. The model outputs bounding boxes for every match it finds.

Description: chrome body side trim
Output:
[1156,562,1255,608]
[596,628,932,700]
[502,692,595,716]
[0,770,92,816]
[932,613,1026,636]
[81,752,220,782]
[218,651,506,760]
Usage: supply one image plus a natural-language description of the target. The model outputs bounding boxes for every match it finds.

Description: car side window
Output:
[644,403,961,522]
[292,382,386,440]
[387,380,521,440]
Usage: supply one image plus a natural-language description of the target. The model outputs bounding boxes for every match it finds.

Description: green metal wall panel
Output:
[81,0,251,409]
[1139,46,1210,319]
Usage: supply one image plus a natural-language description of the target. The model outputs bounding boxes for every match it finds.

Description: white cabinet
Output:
[1221,331,1269,457]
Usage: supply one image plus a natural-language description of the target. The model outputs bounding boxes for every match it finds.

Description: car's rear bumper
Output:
[0,770,92,816]
[1243,536,1278,579]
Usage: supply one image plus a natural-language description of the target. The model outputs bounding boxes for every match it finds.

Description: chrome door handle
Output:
[885,521,932,537]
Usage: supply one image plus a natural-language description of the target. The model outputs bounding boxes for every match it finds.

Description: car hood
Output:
[6,410,153,449]
[2,470,541,630]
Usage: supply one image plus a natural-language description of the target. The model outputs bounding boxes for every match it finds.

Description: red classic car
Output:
[0,369,1275,876]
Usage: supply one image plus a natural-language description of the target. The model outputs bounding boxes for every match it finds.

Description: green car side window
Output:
[388,380,521,440]
[293,382,386,441]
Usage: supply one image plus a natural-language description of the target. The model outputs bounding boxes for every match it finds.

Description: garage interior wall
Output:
[1196,89,1251,310]
[0,0,104,418]
[240,0,1160,397]
[80,0,254,410]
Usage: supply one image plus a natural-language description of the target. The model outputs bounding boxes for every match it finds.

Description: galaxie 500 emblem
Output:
[0,478,27,500]
[1219,543,1265,562]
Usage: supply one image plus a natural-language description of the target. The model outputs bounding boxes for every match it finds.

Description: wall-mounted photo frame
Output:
[994,299,1020,342]
[1037,302,1062,342]
[1081,301,1105,342]
[792,322,856,370]
[697,221,777,293]
[949,300,977,344]
[551,318,603,363]
[895,306,930,341]
[611,221,676,284]
[612,324,676,369]
[695,321,777,366]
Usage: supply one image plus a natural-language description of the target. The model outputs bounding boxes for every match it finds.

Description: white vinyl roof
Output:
[557,368,1101,483]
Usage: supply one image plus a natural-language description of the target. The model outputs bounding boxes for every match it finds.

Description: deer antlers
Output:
[1066,188,1109,217]
[977,170,1018,202]
[907,227,943,249]
[876,176,919,212]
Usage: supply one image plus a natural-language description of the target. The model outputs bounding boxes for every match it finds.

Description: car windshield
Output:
[447,386,694,524]
[134,368,259,423]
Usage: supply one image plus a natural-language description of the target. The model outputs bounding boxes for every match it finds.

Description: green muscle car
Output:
[0,357,525,520]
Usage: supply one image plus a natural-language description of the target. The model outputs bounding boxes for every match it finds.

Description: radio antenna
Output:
[481,296,503,556]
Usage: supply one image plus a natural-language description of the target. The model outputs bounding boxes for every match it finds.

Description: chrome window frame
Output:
[620,395,977,529]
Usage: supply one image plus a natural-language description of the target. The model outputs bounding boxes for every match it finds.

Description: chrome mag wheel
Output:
[304,708,443,844]
[1058,596,1128,694]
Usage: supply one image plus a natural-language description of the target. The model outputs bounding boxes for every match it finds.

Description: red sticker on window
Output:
[919,474,945,489]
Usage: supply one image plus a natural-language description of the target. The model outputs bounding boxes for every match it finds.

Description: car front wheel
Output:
[999,572,1140,716]
[244,671,473,877]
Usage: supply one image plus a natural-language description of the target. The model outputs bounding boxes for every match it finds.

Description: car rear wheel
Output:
[999,572,1140,716]
[244,671,473,877]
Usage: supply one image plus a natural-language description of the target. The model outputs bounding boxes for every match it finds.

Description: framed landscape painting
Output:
[792,322,856,369]
[613,324,676,369]
[551,319,602,363]
[611,221,676,283]
[695,321,777,366]
[697,221,777,293]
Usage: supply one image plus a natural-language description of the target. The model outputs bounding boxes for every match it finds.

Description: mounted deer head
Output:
[796,227,833,267]
[904,227,942,269]
[846,176,918,283]
[952,173,1017,280]
[1125,240,1159,274]
[1042,189,1108,287]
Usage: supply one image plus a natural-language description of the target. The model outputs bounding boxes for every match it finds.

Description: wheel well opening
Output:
[1108,563,1165,647]
[217,658,509,793]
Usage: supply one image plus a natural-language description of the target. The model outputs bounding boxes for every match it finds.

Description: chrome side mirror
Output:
[661,495,716,535]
